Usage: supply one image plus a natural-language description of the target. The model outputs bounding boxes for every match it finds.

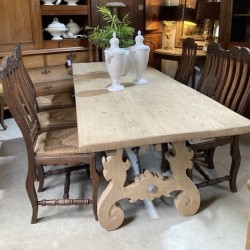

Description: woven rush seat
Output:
[35,127,82,155]
[37,106,77,131]
[36,92,75,111]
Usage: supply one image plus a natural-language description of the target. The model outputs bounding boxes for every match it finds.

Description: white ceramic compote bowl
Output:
[45,18,68,40]
[130,31,150,84]
[104,32,126,92]
[64,0,79,5]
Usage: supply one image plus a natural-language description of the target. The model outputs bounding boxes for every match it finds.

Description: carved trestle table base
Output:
[98,142,200,231]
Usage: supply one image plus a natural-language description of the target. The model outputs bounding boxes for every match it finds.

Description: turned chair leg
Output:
[37,166,45,192]
[229,136,241,193]
[63,171,71,199]
[89,156,99,221]
[0,95,7,130]
[206,148,215,169]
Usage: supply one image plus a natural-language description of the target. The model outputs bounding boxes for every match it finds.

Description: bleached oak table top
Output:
[73,62,250,153]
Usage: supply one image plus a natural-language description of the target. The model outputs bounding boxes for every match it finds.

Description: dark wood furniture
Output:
[12,44,96,221]
[187,44,250,192]
[174,38,198,86]
[0,0,92,52]
[0,0,95,114]
[153,47,206,88]
[12,44,77,132]
[14,43,75,111]
[0,54,99,223]
[220,0,250,49]
[154,48,207,71]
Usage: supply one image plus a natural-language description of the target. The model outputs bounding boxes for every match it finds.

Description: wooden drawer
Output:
[46,51,89,66]
[23,51,89,69]
[28,65,73,96]
[43,39,89,49]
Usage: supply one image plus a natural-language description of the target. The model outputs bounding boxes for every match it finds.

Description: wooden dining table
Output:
[72,62,250,231]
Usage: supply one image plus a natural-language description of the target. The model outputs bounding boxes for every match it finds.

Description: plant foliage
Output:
[85,6,135,49]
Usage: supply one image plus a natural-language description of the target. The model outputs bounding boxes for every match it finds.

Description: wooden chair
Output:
[14,43,75,112]
[0,55,99,222]
[196,42,226,97]
[174,37,198,86]
[161,44,250,192]
[12,44,88,205]
[188,45,250,192]
[13,43,77,132]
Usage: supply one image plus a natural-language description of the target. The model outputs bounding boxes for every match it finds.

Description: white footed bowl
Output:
[42,0,55,5]
[64,0,79,5]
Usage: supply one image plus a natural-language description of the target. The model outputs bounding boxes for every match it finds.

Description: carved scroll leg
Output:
[97,149,131,231]
[166,141,200,216]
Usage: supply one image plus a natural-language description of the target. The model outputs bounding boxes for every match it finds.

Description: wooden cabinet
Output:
[144,33,162,67]
[0,0,43,52]
[0,0,95,99]
[144,0,162,67]
[220,0,250,49]
[0,0,93,59]
[40,1,91,48]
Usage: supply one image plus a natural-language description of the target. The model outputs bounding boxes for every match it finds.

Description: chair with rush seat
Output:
[13,43,77,132]
[0,55,99,222]
[13,44,89,212]
[14,43,75,112]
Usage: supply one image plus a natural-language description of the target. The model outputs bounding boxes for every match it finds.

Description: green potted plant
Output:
[85,6,135,49]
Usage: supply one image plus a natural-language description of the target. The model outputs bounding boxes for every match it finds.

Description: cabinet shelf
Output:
[41,5,88,15]
[233,14,250,17]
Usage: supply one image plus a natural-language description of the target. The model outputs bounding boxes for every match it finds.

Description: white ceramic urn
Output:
[130,30,150,84]
[104,32,126,92]
[66,19,81,35]
[45,18,68,40]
